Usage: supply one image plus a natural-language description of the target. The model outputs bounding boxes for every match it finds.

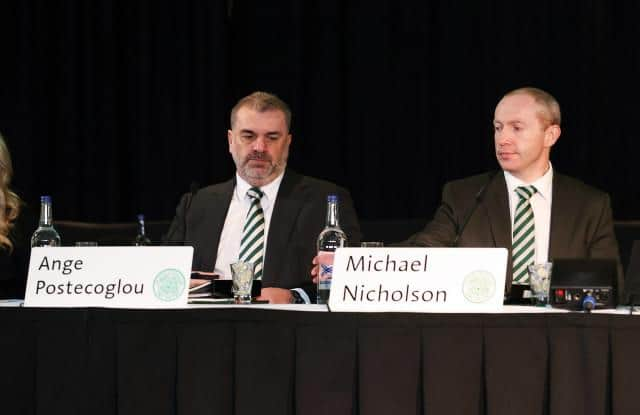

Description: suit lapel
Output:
[481,173,514,291]
[482,173,512,250]
[192,178,235,271]
[548,173,569,260]
[263,170,305,283]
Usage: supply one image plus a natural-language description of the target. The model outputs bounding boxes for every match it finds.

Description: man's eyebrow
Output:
[493,120,524,125]
[239,129,256,135]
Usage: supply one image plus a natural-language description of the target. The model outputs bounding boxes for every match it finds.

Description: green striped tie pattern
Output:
[512,185,537,285]
[239,187,264,280]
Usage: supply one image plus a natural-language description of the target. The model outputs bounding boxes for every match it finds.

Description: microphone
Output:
[582,293,596,312]
[164,182,199,242]
[452,171,497,247]
[182,182,200,238]
[186,181,200,212]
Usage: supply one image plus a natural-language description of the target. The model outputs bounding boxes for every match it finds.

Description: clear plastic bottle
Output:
[30,195,61,247]
[134,214,152,246]
[316,194,347,304]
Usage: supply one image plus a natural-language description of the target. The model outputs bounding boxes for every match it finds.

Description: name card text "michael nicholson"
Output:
[328,247,507,313]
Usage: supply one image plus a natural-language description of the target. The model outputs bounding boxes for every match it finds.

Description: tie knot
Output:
[247,187,263,201]
[515,185,537,200]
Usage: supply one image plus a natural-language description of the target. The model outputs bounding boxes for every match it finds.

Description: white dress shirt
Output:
[504,163,554,264]
[214,172,284,279]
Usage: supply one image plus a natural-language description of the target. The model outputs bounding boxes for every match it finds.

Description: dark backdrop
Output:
[0,0,638,223]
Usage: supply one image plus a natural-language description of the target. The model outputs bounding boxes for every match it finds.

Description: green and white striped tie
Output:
[512,185,537,285]
[239,187,264,280]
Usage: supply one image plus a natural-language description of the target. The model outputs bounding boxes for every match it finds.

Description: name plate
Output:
[329,247,507,312]
[24,247,194,308]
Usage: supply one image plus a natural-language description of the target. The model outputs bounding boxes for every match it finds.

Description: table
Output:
[1,305,640,415]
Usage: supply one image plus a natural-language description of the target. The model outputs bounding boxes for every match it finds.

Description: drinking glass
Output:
[75,241,98,247]
[360,242,384,247]
[230,261,255,304]
[528,262,553,306]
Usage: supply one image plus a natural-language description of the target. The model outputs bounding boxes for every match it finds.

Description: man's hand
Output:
[189,278,209,289]
[257,287,294,304]
[310,255,319,283]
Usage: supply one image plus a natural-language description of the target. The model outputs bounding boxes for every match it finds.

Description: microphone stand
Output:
[164,182,199,242]
[452,171,498,247]
[181,182,199,244]
[582,292,596,313]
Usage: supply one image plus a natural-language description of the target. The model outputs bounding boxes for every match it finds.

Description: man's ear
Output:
[545,124,561,148]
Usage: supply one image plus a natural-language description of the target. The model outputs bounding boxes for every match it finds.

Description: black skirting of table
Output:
[1,308,640,415]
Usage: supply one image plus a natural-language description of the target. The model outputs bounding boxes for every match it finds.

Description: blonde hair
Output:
[0,133,22,252]
[503,87,562,127]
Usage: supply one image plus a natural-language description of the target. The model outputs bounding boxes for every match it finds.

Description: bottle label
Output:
[317,251,335,290]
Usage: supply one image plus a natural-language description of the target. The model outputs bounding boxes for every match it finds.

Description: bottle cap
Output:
[327,194,338,203]
[137,214,145,222]
[41,195,52,203]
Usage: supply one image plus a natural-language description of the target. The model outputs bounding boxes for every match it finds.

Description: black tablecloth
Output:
[1,307,640,415]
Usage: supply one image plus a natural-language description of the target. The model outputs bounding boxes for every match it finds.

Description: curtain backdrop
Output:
[1,0,638,223]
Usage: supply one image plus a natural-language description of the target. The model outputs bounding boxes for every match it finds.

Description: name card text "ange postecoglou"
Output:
[24,247,193,308]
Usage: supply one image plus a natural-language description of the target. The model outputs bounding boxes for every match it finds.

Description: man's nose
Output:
[252,136,267,152]
[496,130,511,146]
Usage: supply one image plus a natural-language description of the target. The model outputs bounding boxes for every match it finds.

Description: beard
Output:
[232,143,290,186]
[239,151,280,181]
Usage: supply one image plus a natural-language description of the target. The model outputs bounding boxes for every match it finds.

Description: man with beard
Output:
[166,91,361,303]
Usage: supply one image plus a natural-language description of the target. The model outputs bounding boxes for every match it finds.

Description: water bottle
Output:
[30,195,61,247]
[134,214,152,246]
[316,194,347,304]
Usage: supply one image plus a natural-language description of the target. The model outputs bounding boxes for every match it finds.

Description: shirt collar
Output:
[504,162,553,201]
[234,171,285,210]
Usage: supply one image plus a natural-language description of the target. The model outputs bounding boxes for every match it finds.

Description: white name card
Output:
[24,246,194,308]
[328,247,508,312]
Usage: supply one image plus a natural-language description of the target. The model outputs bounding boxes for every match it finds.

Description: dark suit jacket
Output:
[405,171,622,300]
[165,170,361,300]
